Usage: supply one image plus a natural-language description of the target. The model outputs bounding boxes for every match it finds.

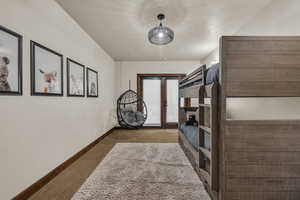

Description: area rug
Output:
[71,143,210,200]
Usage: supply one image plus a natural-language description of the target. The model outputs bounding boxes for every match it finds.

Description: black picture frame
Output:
[0,25,23,96]
[30,41,63,96]
[86,67,98,98]
[67,58,85,97]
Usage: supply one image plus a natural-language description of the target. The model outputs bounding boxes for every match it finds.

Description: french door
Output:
[137,74,185,128]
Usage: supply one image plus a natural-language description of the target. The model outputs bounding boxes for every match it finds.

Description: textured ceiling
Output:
[55,0,273,61]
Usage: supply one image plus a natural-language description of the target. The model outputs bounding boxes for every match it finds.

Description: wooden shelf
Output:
[199,125,211,133]
[199,147,211,160]
[199,103,211,108]
[180,107,198,111]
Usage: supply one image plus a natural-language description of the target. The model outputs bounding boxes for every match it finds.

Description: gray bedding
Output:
[180,124,210,150]
[205,63,219,85]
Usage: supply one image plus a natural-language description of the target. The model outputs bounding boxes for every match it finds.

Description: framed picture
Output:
[86,68,98,97]
[30,41,63,96]
[67,58,85,97]
[0,25,22,95]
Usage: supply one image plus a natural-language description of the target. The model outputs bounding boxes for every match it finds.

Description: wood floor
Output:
[29,129,178,200]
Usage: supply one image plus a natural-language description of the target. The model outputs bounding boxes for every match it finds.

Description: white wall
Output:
[202,0,300,120]
[203,0,300,64]
[116,61,201,95]
[0,0,117,199]
[202,50,219,67]
[237,0,300,36]
[227,98,300,120]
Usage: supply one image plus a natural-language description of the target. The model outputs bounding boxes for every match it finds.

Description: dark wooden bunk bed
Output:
[179,36,300,200]
[178,64,219,199]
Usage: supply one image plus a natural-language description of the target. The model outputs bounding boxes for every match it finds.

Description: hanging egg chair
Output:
[117,88,147,128]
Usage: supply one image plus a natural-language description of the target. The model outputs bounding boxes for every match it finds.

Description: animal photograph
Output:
[87,68,98,97]
[0,26,22,95]
[31,41,63,96]
[67,58,85,97]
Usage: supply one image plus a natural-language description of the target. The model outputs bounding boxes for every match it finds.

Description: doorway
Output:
[137,74,185,128]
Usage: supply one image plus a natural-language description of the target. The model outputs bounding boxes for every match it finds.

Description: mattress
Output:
[180,124,210,149]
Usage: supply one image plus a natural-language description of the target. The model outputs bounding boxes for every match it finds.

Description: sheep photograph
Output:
[31,41,63,96]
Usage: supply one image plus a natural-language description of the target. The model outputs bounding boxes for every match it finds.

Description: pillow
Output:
[205,63,219,84]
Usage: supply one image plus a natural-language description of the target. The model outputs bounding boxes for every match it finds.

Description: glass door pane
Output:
[143,79,161,126]
[166,79,179,123]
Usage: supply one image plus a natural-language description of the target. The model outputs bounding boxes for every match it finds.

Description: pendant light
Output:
[148,14,174,45]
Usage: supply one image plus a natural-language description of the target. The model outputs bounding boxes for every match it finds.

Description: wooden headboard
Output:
[221,36,300,97]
